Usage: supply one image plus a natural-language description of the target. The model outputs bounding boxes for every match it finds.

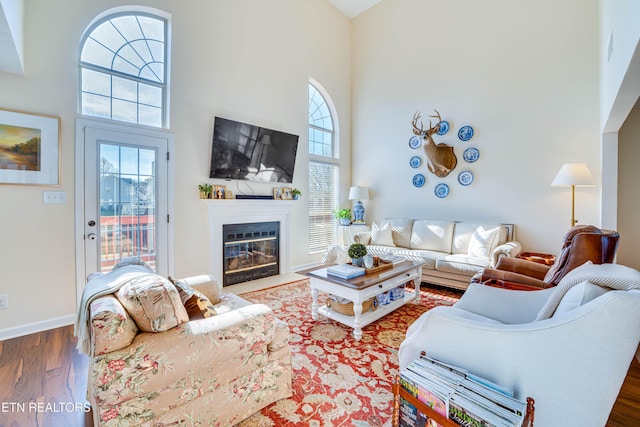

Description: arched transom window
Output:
[80,12,168,128]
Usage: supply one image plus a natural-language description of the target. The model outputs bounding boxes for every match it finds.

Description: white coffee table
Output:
[307,260,423,340]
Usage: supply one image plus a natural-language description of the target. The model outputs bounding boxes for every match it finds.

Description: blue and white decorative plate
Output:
[437,120,450,135]
[412,173,426,188]
[463,147,480,163]
[409,156,421,168]
[434,183,450,198]
[458,125,474,141]
[458,170,474,186]
[409,135,422,149]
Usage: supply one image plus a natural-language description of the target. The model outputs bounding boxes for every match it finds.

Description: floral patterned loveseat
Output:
[76,264,292,426]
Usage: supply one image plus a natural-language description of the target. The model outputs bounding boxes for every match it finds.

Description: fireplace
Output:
[204,199,294,287]
[223,221,279,287]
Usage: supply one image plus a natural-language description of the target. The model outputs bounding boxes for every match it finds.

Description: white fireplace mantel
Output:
[203,199,295,283]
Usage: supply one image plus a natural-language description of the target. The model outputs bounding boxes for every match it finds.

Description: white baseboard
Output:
[0,314,76,341]
[291,261,324,272]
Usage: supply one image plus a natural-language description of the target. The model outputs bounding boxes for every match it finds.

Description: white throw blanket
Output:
[74,265,153,355]
[535,262,640,320]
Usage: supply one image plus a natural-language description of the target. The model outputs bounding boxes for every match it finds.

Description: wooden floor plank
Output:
[0,325,637,426]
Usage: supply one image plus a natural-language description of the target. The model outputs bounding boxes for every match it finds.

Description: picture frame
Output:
[214,185,227,199]
[273,187,283,200]
[0,108,61,186]
[282,187,293,200]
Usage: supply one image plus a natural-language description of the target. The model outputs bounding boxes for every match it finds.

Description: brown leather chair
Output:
[471,225,620,290]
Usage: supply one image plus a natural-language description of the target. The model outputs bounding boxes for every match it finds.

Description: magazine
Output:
[399,369,449,427]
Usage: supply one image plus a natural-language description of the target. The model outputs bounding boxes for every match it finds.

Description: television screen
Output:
[209,117,299,183]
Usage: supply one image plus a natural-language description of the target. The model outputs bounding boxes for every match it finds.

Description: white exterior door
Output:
[76,119,173,297]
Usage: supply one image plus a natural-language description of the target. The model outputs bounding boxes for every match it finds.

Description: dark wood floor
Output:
[0,325,638,426]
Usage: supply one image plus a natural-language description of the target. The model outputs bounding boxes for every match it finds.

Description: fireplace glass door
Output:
[223,222,279,286]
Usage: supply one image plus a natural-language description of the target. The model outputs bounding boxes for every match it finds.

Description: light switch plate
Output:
[43,191,67,204]
[0,295,7,309]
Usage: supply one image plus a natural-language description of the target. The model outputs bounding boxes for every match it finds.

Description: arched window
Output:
[308,81,338,254]
[79,12,168,128]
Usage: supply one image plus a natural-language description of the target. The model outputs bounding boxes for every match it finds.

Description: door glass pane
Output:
[99,143,157,272]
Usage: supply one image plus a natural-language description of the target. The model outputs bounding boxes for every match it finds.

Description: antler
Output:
[428,110,442,134]
[411,112,424,136]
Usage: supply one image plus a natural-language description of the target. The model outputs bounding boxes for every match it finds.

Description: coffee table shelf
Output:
[318,290,417,330]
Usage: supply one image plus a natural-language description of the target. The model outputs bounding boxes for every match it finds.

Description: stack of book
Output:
[327,264,365,279]
[399,356,527,427]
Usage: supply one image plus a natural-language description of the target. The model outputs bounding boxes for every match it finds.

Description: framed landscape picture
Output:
[0,108,60,185]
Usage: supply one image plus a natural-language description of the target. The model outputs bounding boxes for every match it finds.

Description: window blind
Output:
[308,161,338,253]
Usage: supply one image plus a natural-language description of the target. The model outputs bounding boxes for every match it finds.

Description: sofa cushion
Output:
[448,307,504,324]
[467,226,501,259]
[90,295,138,355]
[116,273,189,332]
[436,254,491,275]
[452,223,505,254]
[410,220,455,253]
[370,221,395,246]
[552,280,608,317]
[372,247,446,270]
[385,217,414,248]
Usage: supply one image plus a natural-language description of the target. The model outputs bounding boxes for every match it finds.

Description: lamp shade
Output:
[551,163,595,187]
[348,186,370,200]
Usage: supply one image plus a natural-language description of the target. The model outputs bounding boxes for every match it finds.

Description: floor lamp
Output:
[551,163,595,227]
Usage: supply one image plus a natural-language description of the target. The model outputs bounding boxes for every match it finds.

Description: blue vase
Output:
[353,201,365,223]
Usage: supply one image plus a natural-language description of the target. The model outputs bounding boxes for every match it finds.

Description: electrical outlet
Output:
[0,295,7,309]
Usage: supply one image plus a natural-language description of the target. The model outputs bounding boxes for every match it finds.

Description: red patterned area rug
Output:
[237,280,461,427]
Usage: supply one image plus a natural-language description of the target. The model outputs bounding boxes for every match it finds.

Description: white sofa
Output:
[352,218,522,290]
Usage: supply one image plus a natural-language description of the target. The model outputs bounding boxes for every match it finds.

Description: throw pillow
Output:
[90,295,138,355]
[552,280,608,317]
[170,274,222,305]
[171,279,218,320]
[385,217,414,248]
[467,226,500,259]
[115,273,189,332]
[370,222,395,247]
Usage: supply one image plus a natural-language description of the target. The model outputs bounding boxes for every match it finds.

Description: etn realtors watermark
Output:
[1,401,91,413]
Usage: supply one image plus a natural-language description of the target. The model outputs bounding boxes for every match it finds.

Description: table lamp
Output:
[551,163,595,227]
[349,186,370,224]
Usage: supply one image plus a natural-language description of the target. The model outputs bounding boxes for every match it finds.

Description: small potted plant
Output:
[291,188,302,200]
[198,183,213,199]
[348,243,368,267]
[333,208,352,226]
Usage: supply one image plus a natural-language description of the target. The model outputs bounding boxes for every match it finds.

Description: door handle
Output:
[87,233,97,241]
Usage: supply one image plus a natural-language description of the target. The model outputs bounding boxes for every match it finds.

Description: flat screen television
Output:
[209,116,299,183]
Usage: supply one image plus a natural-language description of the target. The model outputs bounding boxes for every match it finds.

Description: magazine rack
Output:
[392,380,536,427]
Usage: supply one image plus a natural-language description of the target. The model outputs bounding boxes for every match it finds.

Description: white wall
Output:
[599,0,640,132]
[598,0,640,232]
[0,0,351,334]
[351,0,600,253]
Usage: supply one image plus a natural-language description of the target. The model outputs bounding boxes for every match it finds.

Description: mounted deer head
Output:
[411,110,457,178]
